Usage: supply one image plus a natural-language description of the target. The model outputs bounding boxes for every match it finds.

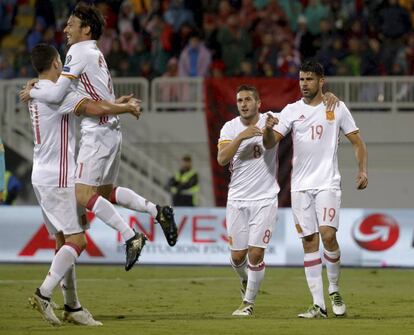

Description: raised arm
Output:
[30,75,72,104]
[263,113,283,149]
[346,131,368,189]
[76,98,141,119]
[217,126,262,166]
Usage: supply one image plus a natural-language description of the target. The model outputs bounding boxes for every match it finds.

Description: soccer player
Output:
[20,2,178,271]
[264,60,368,318]
[217,85,279,316]
[27,43,141,326]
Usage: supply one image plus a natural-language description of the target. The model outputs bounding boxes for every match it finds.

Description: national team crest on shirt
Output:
[65,55,72,65]
[326,110,335,121]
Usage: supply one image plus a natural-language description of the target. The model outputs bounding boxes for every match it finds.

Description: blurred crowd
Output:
[0,0,413,80]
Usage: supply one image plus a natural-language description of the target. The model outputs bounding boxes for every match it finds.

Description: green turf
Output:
[0,264,413,335]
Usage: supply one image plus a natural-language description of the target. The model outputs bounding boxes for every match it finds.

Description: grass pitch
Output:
[0,264,413,335]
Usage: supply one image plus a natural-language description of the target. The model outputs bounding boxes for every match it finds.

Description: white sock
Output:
[304,251,325,310]
[87,194,135,241]
[324,248,341,294]
[61,264,81,309]
[244,260,265,304]
[230,257,248,282]
[111,187,157,217]
[39,244,79,298]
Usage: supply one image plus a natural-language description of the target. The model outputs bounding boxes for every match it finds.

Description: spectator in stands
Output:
[129,36,152,76]
[118,0,139,36]
[119,22,140,56]
[303,0,330,35]
[238,0,259,31]
[378,0,412,70]
[167,155,199,207]
[239,59,255,77]
[316,35,347,75]
[343,37,362,76]
[294,15,317,61]
[278,0,302,32]
[106,40,129,77]
[361,38,384,76]
[254,32,278,76]
[159,57,182,105]
[164,0,194,32]
[393,31,414,75]
[217,13,252,76]
[146,13,174,75]
[98,27,117,56]
[178,31,212,77]
[277,40,300,78]
[26,16,47,52]
[202,13,221,60]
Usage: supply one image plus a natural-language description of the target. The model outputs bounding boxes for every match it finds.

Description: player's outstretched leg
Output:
[62,306,102,326]
[29,289,62,326]
[156,205,178,246]
[125,231,147,271]
[108,187,178,246]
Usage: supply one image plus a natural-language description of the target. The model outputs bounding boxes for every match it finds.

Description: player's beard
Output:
[302,87,320,102]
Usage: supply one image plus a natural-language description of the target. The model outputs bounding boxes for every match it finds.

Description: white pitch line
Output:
[0,277,236,285]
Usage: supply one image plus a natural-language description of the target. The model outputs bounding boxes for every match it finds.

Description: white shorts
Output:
[226,198,278,250]
[75,128,122,186]
[291,189,341,238]
[33,184,89,235]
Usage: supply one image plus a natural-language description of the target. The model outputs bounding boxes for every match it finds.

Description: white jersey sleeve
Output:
[218,121,233,146]
[30,76,72,104]
[274,105,293,137]
[339,102,359,135]
[58,91,88,115]
[62,44,86,79]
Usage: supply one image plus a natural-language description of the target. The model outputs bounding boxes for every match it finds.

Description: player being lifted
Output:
[20,2,178,271]
[264,60,368,318]
[27,43,141,326]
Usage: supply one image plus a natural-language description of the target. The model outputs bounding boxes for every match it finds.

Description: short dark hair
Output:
[236,84,260,101]
[31,43,59,74]
[72,2,105,40]
[300,60,324,77]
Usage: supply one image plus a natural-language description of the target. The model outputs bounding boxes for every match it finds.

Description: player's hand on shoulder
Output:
[356,171,368,190]
[19,78,38,103]
[323,92,340,112]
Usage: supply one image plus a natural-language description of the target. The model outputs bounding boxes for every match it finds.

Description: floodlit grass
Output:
[0,264,413,335]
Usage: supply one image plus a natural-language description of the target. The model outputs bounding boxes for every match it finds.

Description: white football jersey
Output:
[218,113,280,201]
[62,40,117,131]
[275,99,358,191]
[29,80,86,187]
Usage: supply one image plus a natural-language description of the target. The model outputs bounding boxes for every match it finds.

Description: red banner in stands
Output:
[204,78,301,206]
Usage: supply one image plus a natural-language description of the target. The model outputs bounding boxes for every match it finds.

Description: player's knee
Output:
[321,230,337,248]
[248,249,264,265]
[231,253,247,266]
[76,185,96,208]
